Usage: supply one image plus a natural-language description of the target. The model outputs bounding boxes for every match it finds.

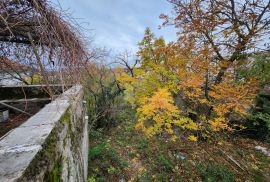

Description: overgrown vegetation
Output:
[239,54,270,87]
[244,112,270,141]
[1,0,269,181]
[0,0,100,95]
[83,64,123,129]
[196,163,235,182]
[116,28,260,141]
[88,107,270,181]
[86,1,270,181]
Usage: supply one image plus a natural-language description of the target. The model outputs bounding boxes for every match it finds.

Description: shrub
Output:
[154,153,174,172]
[87,177,96,182]
[88,142,129,179]
[159,155,174,171]
[196,163,235,182]
[89,143,108,160]
[136,138,149,150]
[244,112,270,140]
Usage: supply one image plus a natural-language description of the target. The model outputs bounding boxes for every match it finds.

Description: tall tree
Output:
[117,27,259,140]
[161,0,270,84]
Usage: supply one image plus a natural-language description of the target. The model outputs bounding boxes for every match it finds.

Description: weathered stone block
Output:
[0,85,88,182]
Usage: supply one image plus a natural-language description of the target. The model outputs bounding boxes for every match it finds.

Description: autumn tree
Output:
[117,22,261,141]
[117,29,200,140]
[160,0,270,132]
[161,0,270,84]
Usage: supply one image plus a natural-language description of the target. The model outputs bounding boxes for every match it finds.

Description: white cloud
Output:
[51,0,177,52]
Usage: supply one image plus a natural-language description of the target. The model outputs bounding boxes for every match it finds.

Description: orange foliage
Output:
[116,28,259,140]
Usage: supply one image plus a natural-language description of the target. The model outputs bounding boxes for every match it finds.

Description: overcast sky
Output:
[51,0,177,53]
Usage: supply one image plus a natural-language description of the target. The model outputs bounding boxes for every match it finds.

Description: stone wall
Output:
[0,85,88,182]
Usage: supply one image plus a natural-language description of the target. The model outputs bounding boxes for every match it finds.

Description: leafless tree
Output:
[113,51,139,77]
[0,0,99,96]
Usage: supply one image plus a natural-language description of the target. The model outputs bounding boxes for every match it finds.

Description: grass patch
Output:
[88,107,270,181]
[196,163,235,182]
[88,140,128,181]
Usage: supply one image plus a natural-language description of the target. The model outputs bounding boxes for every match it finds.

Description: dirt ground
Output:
[0,113,29,138]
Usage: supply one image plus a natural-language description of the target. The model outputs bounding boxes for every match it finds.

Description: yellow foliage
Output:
[136,88,198,139]
[116,28,259,141]
[188,135,198,141]
[208,117,228,132]
[25,73,42,84]
[173,117,199,130]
